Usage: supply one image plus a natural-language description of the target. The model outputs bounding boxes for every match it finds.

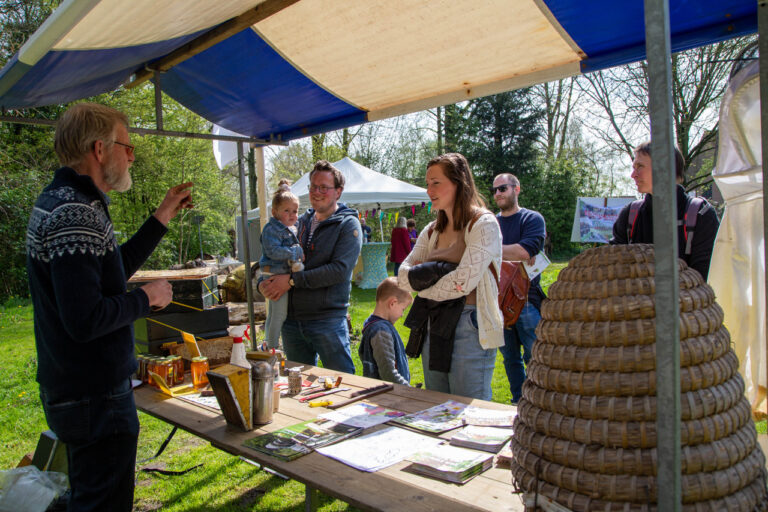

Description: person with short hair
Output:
[359,277,413,385]
[259,160,362,373]
[259,179,303,349]
[360,217,372,243]
[610,141,720,280]
[26,102,193,511]
[492,172,546,404]
[398,153,503,400]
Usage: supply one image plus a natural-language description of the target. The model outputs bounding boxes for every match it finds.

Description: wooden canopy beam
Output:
[126,0,301,89]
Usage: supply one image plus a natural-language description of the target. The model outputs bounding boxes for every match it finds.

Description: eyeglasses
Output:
[490,184,515,195]
[308,184,336,194]
[113,140,135,155]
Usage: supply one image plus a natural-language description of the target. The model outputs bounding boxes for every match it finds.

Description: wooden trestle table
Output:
[134,364,524,512]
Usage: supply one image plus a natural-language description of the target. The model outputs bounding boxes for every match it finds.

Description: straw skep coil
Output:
[511,244,768,511]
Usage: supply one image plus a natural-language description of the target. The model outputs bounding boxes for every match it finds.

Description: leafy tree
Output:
[454,90,544,201]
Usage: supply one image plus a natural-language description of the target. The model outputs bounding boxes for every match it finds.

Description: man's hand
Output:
[527,255,536,266]
[140,279,173,310]
[154,182,194,226]
[259,274,291,301]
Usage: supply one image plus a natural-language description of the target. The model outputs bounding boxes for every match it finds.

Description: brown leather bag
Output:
[491,261,530,328]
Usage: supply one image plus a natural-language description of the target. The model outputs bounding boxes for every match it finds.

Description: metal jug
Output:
[250,360,274,425]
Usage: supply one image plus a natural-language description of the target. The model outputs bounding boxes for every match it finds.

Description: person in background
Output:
[407,218,418,250]
[259,160,362,373]
[26,102,193,511]
[492,173,546,405]
[360,217,372,243]
[390,216,411,276]
[259,179,303,350]
[359,277,413,385]
[610,141,720,280]
[398,153,503,400]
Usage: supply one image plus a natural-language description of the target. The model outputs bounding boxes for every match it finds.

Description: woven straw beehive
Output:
[511,244,768,511]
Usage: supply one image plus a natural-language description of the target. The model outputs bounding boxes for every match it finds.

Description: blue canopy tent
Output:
[0,1,764,509]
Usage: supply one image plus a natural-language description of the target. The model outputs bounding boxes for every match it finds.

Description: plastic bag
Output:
[0,465,68,512]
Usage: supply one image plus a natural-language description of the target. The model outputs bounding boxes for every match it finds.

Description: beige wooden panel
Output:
[54,0,263,49]
[255,0,582,111]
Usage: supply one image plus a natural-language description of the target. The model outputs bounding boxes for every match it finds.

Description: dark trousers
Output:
[40,379,139,512]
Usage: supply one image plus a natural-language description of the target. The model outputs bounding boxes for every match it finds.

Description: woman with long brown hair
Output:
[398,153,503,400]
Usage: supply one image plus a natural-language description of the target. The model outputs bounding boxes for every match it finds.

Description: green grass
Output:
[0,260,597,511]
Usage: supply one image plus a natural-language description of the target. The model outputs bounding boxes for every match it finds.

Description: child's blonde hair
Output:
[271,179,299,212]
[376,277,412,304]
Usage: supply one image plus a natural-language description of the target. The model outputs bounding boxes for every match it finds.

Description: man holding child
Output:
[259,160,362,373]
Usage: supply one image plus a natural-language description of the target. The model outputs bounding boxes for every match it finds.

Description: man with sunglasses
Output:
[491,173,546,405]
[260,160,362,373]
[26,103,193,511]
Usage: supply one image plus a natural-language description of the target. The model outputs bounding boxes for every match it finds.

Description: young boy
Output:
[359,277,412,385]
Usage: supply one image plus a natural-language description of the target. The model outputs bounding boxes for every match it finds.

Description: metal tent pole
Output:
[758,0,768,417]
[238,143,256,348]
[644,0,681,509]
[255,146,268,233]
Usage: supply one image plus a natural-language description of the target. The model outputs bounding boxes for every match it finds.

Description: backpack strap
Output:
[627,200,643,242]
[683,197,706,256]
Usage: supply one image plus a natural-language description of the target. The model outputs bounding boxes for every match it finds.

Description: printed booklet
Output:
[460,406,516,427]
[391,400,467,434]
[319,402,406,429]
[405,444,494,484]
[243,418,362,461]
[448,425,514,453]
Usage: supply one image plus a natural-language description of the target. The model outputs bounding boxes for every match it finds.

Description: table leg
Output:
[305,484,318,512]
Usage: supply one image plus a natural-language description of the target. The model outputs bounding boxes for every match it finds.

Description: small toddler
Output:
[359,277,413,385]
[259,179,303,349]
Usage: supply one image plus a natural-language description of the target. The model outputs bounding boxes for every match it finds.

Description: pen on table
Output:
[308,400,333,408]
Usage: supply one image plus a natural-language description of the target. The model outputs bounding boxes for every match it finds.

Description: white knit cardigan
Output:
[397,212,504,350]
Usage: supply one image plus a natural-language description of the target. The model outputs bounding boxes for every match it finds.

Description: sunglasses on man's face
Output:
[490,184,515,195]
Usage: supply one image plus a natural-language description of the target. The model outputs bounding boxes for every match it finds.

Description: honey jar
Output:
[170,355,184,385]
[191,356,209,389]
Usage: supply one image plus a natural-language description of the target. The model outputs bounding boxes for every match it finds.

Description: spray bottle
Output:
[227,325,250,368]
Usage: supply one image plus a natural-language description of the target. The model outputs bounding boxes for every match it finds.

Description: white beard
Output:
[104,158,132,192]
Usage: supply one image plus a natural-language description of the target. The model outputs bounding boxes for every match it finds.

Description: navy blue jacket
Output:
[26,167,166,395]
[289,204,362,321]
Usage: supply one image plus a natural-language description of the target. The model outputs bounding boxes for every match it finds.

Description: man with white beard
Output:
[26,103,193,511]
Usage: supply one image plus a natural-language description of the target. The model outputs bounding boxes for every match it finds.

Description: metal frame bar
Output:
[644,0,681,509]
[758,0,768,416]
[238,143,257,348]
[0,115,283,144]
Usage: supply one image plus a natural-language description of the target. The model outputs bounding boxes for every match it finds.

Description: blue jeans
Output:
[499,302,541,402]
[40,379,139,512]
[282,316,356,373]
[421,306,497,400]
[393,262,401,276]
[264,293,288,349]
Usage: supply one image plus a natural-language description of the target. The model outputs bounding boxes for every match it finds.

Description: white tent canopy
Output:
[246,157,429,220]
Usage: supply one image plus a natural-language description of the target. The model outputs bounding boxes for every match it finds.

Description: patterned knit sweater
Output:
[26,167,166,395]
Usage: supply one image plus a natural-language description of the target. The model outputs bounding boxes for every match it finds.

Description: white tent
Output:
[246,157,429,220]
[708,60,765,412]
